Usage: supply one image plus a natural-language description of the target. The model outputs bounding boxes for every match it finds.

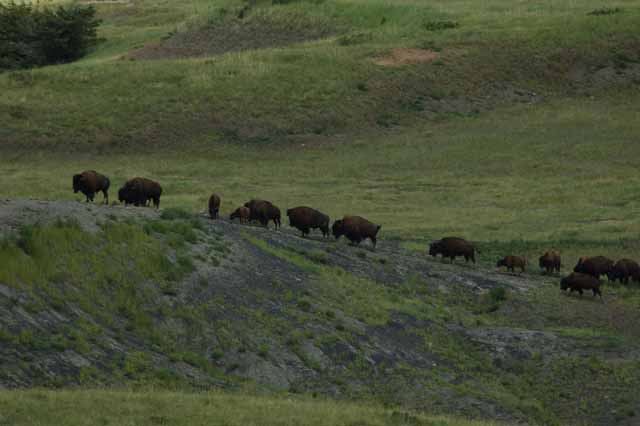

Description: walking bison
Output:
[539,251,561,274]
[573,256,614,280]
[208,193,221,219]
[72,170,110,204]
[428,237,475,263]
[332,216,381,247]
[244,199,281,229]
[496,255,527,273]
[561,272,603,299]
[118,177,162,208]
[287,206,330,238]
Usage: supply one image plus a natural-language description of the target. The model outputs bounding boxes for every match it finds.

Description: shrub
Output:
[423,20,459,31]
[588,7,621,16]
[0,1,101,71]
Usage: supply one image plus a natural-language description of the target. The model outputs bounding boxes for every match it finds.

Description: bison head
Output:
[428,241,441,257]
[560,277,569,291]
[72,174,83,193]
[496,258,506,268]
[332,220,344,239]
[538,255,546,269]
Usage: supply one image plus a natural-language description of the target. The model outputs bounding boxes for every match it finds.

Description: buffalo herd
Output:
[72,170,638,301]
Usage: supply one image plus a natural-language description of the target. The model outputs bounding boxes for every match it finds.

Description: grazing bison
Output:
[573,256,614,280]
[72,170,110,203]
[332,216,381,247]
[244,199,281,229]
[561,272,603,299]
[286,206,330,238]
[208,193,221,219]
[608,259,640,284]
[497,255,527,273]
[118,186,136,206]
[230,206,250,224]
[119,177,162,208]
[539,251,561,274]
[428,237,475,264]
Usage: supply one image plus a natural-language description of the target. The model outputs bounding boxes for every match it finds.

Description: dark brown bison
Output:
[118,186,136,206]
[208,193,221,219]
[428,237,475,263]
[332,216,381,247]
[573,256,614,280]
[243,199,265,223]
[561,272,603,299]
[119,177,162,208]
[286,206,330,238]
[72,170,110,203]
[230,206,250,224]
[496,255,527,273]
[244,199,281,229]
[539,251,561,274]
[608,259,640,284]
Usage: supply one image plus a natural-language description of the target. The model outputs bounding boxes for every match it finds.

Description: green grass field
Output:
[1,0,639,261]
[0,389,498,426]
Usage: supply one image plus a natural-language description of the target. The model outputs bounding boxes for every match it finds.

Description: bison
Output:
[72,170,110,204]
[119,177,162,208]
[539,251,561,274]
[573,256,614,280]
[608,259,640,284]
[497,255,527,273]
[332,216,381,248]
[561,272,603,299]
[428,237,475,264]
[208,193,221,219]
[244,199,281,229]
[286,206,330,238]
[230,206,250,224]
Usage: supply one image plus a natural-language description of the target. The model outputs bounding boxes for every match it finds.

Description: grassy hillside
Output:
[1,0,639,257]
[1,0,638,149]
[1,202,640,426]
[0,389,498,426]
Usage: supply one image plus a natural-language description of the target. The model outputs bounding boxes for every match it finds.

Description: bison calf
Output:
[72,170,110,204]
[230,206,250,224]
[287,206,330,238]
[561,272,603,299]
[428,237,475,264]
[497,255,527,273]
[332,216,381,248]
[208,193,221,219]
[539,251,561,274]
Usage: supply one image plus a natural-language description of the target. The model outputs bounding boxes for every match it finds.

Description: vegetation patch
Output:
[0,2,101,71]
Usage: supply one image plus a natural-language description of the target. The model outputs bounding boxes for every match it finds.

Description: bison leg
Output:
[371,236,377,248]
[103,190,109,205]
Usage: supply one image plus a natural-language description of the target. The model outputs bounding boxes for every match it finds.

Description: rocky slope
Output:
[1,200,639,426]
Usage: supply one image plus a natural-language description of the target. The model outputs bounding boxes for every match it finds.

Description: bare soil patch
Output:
[129,20,336,60]
[373,48,440,67]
